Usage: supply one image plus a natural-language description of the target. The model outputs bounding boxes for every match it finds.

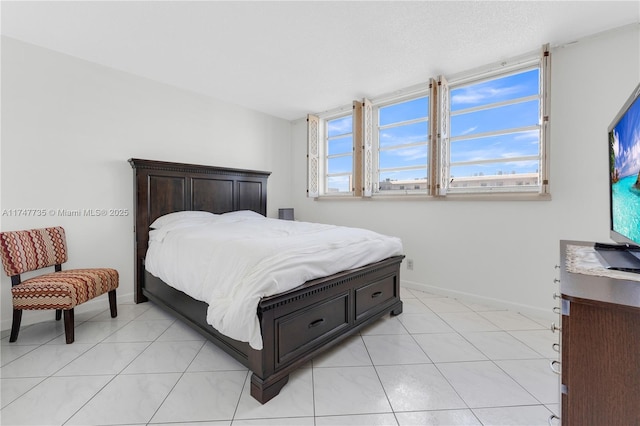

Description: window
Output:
[447,65,544,193]
[307,46,550,199]
[374,93,430,194]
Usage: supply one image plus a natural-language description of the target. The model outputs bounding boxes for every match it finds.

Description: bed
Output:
[129,158,404,403]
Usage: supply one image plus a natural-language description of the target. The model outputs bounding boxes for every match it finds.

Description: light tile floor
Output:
[0,287,560,425]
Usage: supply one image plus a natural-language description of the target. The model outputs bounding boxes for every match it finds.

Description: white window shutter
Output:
[307,114,320,198]
[362,98,373,197]
[436,75,450,196]
[541,43,551,194]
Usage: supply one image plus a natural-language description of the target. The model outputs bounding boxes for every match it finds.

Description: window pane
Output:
[328,135,353,155]
[380,121,428,148]
[451,99,539,138]
[450,130,539,163]
[451,68,539,111]
[450,160,539,186]
[379,96,428,126]
[324,114,353,196]
[380,145,428,169]
[328,155,352,174]
[376,94,430,195]
[328,116,352,137]
[327,175,351,193]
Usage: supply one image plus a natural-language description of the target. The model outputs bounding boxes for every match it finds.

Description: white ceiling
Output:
[2,1,639,121]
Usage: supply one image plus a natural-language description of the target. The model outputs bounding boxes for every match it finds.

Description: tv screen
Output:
[609,82,640,247]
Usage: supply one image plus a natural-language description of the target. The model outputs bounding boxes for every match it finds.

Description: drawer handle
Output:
[371,291,383,298]
[549,360,561,375]
[553,306,561,314]
[308,318,325,328]
[552,343,560,353]
[550,322,561,333]
[548,414,560,425]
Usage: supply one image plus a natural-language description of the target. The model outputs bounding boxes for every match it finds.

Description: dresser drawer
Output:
[276,292,349,365]
[355,275,397,321]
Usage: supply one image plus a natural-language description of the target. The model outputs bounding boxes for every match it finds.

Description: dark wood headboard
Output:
[129,158,271,303]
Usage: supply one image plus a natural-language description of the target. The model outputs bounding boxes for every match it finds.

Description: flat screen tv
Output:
[596,82,640,273]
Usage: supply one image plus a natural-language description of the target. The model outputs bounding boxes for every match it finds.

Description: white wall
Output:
[1,37,292,329]
[290,24,640,320]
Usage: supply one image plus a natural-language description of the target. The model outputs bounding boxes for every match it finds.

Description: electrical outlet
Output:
[407,259,414,270]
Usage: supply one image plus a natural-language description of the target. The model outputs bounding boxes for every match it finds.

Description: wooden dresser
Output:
[558,240,640,425]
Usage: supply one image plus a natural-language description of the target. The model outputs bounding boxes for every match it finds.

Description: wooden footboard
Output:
[250,255,403,402]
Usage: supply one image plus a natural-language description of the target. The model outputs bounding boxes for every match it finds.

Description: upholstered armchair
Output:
[0,226,118,343]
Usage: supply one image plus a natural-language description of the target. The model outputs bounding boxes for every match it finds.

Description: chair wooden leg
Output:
[63,309,74,344]
[55,309,62,321]
[108,290,117,318]
[9,309,22,342]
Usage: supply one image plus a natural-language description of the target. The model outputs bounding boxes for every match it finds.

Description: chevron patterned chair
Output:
[0,226,118,343]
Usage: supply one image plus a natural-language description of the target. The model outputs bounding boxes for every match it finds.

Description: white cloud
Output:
[452,84,523,106]
[612,129,620,159]
[327,117,352,135]
[459,126,478,136]
[379,131,427,146]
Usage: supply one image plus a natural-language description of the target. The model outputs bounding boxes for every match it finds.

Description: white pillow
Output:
[150,210,217,229]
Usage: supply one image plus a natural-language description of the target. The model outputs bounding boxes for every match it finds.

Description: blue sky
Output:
[377,96,429,181]
[611,94,640,178]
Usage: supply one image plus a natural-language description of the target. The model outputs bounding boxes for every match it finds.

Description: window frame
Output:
[370,87,433,197]
[309,107,356,197]
[442,46,550,197]
[445,59,546,195]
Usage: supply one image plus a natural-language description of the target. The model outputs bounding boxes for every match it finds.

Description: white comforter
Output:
[145,211,403,350]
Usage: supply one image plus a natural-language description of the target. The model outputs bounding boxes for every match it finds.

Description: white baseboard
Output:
[401,279,556,323]
[1,291,135,333]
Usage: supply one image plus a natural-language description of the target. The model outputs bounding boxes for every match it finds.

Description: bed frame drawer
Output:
[355,274,397,322]
[276,292,350,365]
